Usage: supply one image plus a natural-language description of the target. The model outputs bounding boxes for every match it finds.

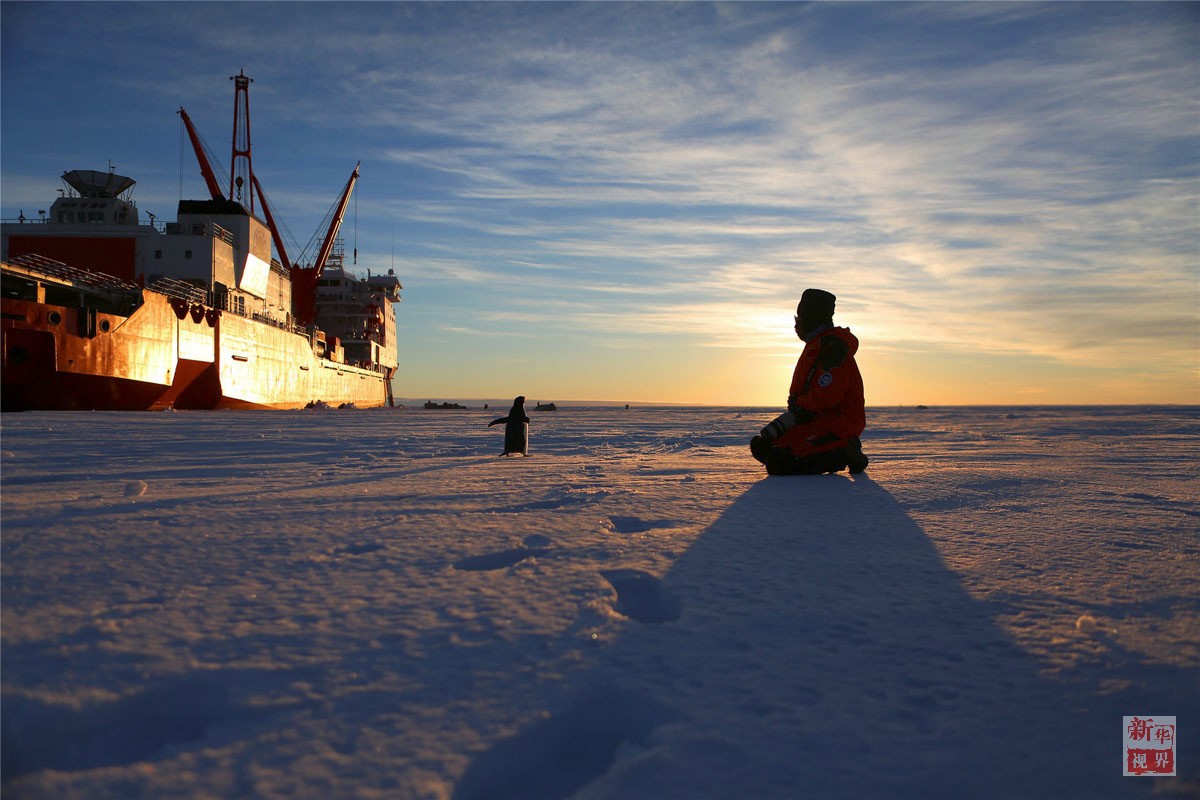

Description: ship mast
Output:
[229,69,254,212]
[230,72,295,271]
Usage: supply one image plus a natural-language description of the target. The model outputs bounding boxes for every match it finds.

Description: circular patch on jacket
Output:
[818,371,833,387]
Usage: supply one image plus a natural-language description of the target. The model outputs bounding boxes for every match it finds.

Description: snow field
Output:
[1,405,1197,799]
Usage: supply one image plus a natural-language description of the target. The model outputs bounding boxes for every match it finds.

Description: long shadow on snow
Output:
[455,473,1191,799]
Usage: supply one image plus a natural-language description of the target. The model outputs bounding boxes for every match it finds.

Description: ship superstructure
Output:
[1,73,401,411]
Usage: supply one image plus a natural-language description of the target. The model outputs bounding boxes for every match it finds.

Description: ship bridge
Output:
[47,169,140,228]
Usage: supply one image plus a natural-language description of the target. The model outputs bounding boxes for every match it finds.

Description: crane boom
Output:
[290,162,361,327]
[178,107,223,201]
[314,162,360,276]
[250,174,292,271]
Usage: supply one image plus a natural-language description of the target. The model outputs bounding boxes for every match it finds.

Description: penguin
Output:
[488,395,530,456]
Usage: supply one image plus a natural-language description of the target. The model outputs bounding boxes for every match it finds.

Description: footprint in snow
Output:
[601,568,681,623]
[1,678,235,779]
[453,686,676,800]
[607,515,685,534]
[608,515,653,534]
[124,480,148,498]
[454,535,551,572]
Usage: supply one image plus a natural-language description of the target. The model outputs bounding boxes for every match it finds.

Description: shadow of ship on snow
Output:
[455,474,1195,800]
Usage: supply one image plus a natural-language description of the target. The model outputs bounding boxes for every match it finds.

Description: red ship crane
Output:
[177,107,223,201]
[177,71,360,327]
[250,174,292,272]
[178,72,292,271]
[178,71,258,213]
[290,162,360,328]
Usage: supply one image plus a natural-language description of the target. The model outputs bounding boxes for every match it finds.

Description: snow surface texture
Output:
[1,406,1197,799]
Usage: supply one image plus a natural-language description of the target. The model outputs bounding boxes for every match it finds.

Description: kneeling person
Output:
[751,289,869,475]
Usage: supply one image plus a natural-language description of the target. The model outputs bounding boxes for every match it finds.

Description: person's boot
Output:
[823,450,848,474]
[750,435,772,464]
[846,436,869,474]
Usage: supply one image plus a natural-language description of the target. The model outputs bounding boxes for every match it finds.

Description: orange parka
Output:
[776,325,866,456]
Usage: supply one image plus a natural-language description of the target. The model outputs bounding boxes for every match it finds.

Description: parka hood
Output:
[809,324,859,356]
[823,325,859,356]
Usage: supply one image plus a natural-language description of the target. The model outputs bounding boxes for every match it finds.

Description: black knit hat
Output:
[797,288,836,323]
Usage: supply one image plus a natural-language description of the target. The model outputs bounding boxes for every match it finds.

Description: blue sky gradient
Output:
[2,2,1197,405]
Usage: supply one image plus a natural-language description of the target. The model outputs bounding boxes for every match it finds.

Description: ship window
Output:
[88,212,104,222]
[185,250,193,259]
[58,212,71,223]
[47,311,62,325]
[155,250,162,259]
[76,212,87,223]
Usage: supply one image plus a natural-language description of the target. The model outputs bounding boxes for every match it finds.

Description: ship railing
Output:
[202,290,306,335]
[248,309,307,336]
[147,276,207,304]
[4,253,141,293]
[211,223,235,246]
[3,216,169,233]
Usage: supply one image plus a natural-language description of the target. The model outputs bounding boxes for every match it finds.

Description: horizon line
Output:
[394,398,1200,410]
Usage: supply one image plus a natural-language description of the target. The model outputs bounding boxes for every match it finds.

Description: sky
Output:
[2,2,1197,407]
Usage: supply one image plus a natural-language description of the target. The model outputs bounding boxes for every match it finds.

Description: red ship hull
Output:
[2,282,393,412]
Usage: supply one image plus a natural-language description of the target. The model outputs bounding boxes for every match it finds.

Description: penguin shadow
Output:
[454,475,1182,800]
